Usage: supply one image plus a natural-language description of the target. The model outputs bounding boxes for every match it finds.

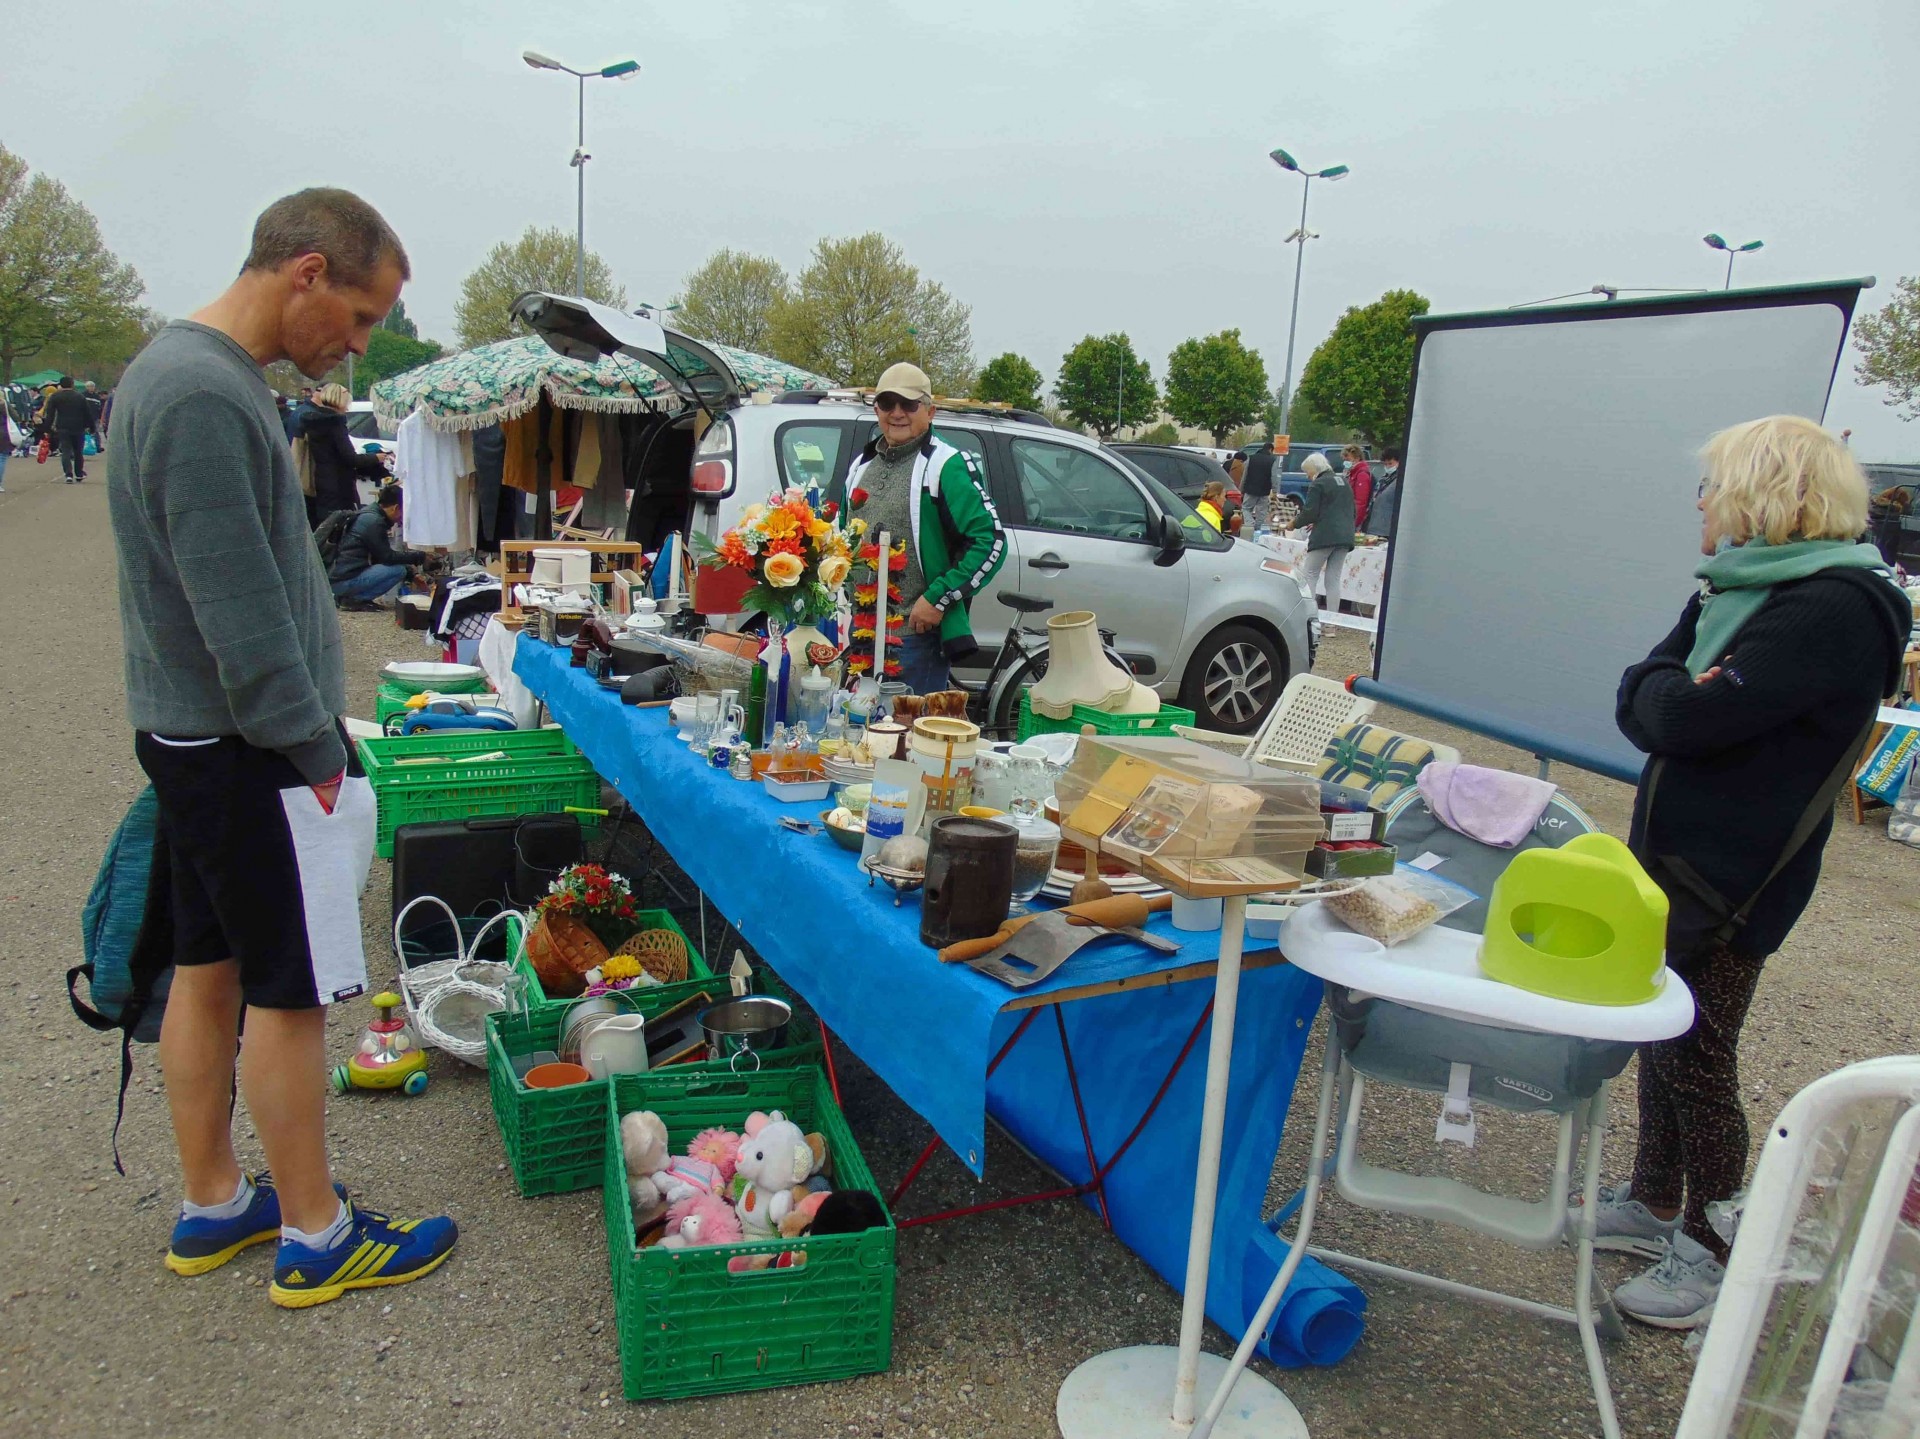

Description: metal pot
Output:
[696,995,792,1070]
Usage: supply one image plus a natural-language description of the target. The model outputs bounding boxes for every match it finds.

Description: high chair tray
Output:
[1281,902,1694,1043]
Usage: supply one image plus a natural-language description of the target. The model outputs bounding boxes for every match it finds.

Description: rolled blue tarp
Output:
[1244,1225,1368,1367]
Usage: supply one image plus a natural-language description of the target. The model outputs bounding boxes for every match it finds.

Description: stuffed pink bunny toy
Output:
[657,1191,743,1250]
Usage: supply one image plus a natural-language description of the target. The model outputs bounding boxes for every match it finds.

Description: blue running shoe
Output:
[165,1173,347,1277]
[270,1201,457,1309]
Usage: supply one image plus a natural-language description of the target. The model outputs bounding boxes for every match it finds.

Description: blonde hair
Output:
[1701,415,1869,546]
[1301,451,1331,478]
[1199,480,1226,506]
[1342,444,1363,460]
[315,383,352,411]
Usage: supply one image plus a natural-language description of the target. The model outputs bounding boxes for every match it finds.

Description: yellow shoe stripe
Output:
[341,1243,393,1285]
[270,1245,452,1309]
[323,1240,375,1287]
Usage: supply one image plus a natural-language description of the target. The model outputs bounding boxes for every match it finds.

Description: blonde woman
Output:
[1593,416,1908,1327]
[1195,480,1227,532]
[304,381,388,524]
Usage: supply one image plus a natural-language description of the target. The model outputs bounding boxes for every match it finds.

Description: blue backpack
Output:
[68,787,175,1171]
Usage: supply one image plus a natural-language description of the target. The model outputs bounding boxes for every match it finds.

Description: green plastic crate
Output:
[374,677,494,727]
[357,729,601,857]
[603,1066,894,1401]
[510,909,711,1010]
[485,949,818,1199]
[1016,691,1197,741]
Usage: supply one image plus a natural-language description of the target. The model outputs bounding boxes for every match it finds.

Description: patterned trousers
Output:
[1630,938,1769,1258]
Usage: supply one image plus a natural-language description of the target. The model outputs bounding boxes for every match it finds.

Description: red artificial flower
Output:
[851,487,870,508]
[823,501,839,520]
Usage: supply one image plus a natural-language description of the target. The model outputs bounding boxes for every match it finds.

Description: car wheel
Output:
[1180,624,1285,734]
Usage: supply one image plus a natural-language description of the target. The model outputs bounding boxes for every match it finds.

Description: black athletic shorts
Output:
[134,728,375,1010]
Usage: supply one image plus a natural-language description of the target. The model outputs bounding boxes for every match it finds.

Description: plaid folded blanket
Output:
[1316,722,1435,807]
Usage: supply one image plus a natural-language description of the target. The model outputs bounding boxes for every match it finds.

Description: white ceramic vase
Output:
[1029,611,1133,719]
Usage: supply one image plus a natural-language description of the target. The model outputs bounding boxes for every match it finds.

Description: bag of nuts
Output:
[1325,868,1474,947]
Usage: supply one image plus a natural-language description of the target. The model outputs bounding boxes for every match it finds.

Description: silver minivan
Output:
[514,292,1318,733]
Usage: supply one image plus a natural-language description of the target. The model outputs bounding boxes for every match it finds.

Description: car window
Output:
[776,421,846,493]
[1120,449,1183,488]
[1010,438,1151,542]
[831,423,992,505]
[1113,454,1229,551]
[345,411,395,442]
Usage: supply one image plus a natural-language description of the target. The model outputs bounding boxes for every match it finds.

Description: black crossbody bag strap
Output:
[1647,715,1879,947]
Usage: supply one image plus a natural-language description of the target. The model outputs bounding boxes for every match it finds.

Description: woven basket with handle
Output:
[525,911,608,999]
[611,927,690,985]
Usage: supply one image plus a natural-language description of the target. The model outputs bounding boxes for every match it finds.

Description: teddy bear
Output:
[730,1110,820,1238]
[657,1191,744,1250]
[619,1110,671,1233]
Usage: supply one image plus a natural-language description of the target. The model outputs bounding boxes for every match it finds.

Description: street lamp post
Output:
[523,50,640,298]
[1702,233,1763,290]
[1270,148,1348,433]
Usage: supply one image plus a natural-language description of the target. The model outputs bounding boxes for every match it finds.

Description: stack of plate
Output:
[1035,865,1167,904]
[822,753,875,787]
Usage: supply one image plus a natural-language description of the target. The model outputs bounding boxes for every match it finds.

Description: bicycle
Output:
[959,591,1131,742]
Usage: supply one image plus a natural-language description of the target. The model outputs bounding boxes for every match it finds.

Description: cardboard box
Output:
[1306,840,1397,880]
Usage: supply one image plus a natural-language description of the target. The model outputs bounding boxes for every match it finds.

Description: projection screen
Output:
[1359,281,1869,782]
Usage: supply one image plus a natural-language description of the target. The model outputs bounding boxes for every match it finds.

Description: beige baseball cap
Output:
[874,361,933,403]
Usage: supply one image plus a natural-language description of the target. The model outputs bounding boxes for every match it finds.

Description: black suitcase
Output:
[391,814,579,920]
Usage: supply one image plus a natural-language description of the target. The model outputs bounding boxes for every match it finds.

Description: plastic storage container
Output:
[357,729,602,857]
[603,1066,894,1401]
[1052,734,1323,893]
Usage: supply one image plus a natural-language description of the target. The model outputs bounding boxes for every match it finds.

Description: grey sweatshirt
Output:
[109,322,347,784]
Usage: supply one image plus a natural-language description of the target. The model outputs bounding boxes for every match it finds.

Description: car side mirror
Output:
[1153,513,1187,567]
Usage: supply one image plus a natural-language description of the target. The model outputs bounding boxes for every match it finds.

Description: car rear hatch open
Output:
[510,291,745,407]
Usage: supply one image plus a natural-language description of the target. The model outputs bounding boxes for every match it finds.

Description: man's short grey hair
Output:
[242,188,410,289]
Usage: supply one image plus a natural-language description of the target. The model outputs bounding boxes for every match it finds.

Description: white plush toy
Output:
[620,1110,670,1215]
[730,1109,818,1238]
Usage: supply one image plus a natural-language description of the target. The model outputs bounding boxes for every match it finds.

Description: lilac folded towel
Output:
[1417,762,1558,848]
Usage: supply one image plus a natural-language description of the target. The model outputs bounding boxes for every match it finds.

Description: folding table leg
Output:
[1573,1088,1624,1439]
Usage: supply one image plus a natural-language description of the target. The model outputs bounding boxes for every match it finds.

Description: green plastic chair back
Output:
[1477,833,1669,1006]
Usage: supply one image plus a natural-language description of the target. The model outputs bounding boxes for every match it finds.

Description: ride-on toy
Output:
[332,992,430,1096]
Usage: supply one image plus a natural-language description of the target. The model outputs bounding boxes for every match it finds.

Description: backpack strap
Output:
[1645,712,1878,948]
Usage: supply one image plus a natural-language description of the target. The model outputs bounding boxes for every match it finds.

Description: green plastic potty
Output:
[1477,833,1669,1006]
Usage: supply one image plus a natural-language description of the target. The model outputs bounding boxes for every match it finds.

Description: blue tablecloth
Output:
[515,635,1364,1365]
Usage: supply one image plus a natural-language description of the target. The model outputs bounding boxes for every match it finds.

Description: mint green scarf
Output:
[1687,538,1890,675]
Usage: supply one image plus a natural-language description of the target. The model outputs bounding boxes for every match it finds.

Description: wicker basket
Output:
[524,911,608,999]
[611,926,690,985]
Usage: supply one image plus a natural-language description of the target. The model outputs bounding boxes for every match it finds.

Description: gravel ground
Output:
[1,465,1912,1438]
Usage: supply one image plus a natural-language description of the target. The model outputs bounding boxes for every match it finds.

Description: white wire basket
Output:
[391,899,524,1068]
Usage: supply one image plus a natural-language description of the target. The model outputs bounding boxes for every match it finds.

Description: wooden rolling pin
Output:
[937,892,1171,964]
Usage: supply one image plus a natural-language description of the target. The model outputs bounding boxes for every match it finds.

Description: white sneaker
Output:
[1614,1232,1724,1329]
[1569,1181,1681,1258]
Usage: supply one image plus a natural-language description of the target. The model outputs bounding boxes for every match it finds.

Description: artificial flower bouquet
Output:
[692,484,861,627]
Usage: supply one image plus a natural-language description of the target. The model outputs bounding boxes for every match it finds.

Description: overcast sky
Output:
[6,0,1916,453]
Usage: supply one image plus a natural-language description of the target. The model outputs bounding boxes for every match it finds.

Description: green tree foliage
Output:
[1268,385,1355,444]
[381,300,419,339]
[1293,289,1430,447]
[1133,421,1181,445]
[1055,334,1156,439]
[350,327,444,399]
[453,226,627,350]
[0,143,145,381]
[673,249,789,353]
[1855,276,1920,420]
[1164,328,1269,444]
[767,233,974,393]
[973,351,1044,409]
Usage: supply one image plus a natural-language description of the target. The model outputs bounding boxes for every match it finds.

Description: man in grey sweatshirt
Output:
[108,188,456,1309]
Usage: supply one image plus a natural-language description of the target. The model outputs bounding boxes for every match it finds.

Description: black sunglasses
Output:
[874,393,925,415]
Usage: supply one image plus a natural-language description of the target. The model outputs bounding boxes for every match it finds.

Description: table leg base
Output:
[1056,1346,1307,1439]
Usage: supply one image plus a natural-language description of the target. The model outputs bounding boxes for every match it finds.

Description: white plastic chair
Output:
[1173,673,1376,764]
[1677,1055,1920,1439]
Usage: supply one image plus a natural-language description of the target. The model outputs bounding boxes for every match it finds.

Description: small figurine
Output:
[331,992,429,1097]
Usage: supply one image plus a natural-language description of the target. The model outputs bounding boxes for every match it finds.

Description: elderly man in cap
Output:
[842,362,1007,693]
